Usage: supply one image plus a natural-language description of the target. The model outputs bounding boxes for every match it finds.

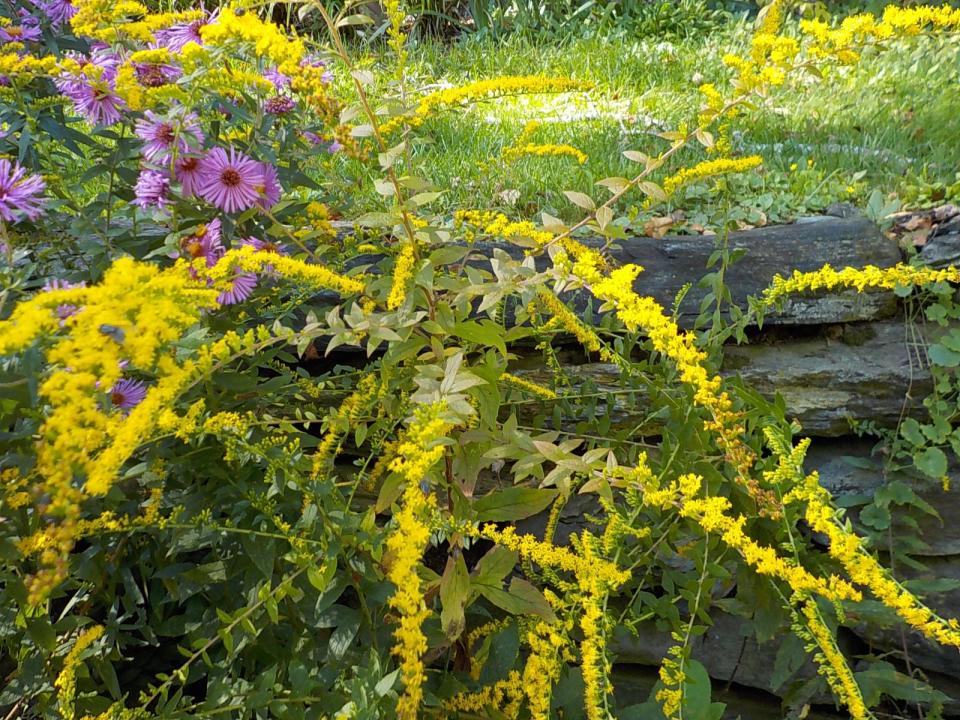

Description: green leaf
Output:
[478,578,555,621]
[915,447,947,479]
[25,617,56,652]
[927,344,960,367]
[328,609,360,660]
[899,418,926,447]
[473,546,518,586]
[452,320,508,358]
[474,487,558,522]
[563,190,595,210]
[771,633,806,690]
[241,534,276,580]
[439,555,470,638]
[857,661,950,705]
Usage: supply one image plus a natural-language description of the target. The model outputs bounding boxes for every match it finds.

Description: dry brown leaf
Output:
[644,215,675,239]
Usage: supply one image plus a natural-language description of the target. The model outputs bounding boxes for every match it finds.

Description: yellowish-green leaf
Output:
[563,190,595,211]
[637,181,667,203]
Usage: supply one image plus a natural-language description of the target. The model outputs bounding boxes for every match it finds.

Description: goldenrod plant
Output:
[2,0,960,718]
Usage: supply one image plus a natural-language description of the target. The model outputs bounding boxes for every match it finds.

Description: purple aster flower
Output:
[217,272,258,305]
[42,277,85,292]
[0,17,42,43]
[133,62,181,88]
[242,236,286,254]
[135,109,204,162]
[73,80,125,125]
[264,68,290,89]
[197,147,263,213]
[154,17,208,51]
[241,236,286,275]
[43,278,85,324]
[0,159,46,223]
[264,95,296,115]
[179,218,224,267]
[36,0,76,28]
[301,130,322,146]
[56,57,125,126]
[255,162,281,210]
[175,155,204,197]
[110,378,148,411]
[327,140,343,154]
[133,169,170,210]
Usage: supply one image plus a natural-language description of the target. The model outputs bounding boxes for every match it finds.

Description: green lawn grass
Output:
[326,22,960,228]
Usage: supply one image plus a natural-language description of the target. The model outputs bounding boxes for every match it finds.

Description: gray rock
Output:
[515,321,934,436]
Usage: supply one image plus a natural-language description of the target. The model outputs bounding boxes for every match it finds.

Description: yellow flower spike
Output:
[312,374,380,475]
[206,246,365,296]
[536,289,603,353]
[522,619,570,719]
[763,262,960,308]
[385,402,454,720]
[662,156,763,197]
[55,625,106,720]
[381,76,592,135]
[503,142,588,165]
[387,240,417,310]
[441,670,525,715]
[796,600,871,720]
[788,473,960,647]
[500,372,558,400]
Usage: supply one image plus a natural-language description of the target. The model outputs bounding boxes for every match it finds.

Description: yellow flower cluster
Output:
[697,83,735,137]
[385,402,454,720]
[581,263,773,510]
[455,209,553,246]
[802,4,960,64]
[384,0,409,75]
[503,143,588,164]
[158,398,207,441]
[71,0,201,43]
[796,601,870,720]
[522,619,571,719]
[200,4,306,72]
[1,468,32,510]
[787,474,960,647]
[661,156,763,197]
[311,374,380,474]
[656,638,686,719]
[0,50,57,81]
[113,62,189,111]
[381,76,592,135]
[202,411,249,435]
[294,201,336,241]
[205,245,365,296]
[536,289,603,354]
[600,510,651,556]
[19,488,167,559]
[56,625,106,720]
[500,372,558,400]
[475,524,628,588]
[461,521,626,720]
[0,247,365,599]
[441,671,525,715]
[575,532,616,720]
[763,262,960,306]
[670,474,860,603]
[387,240,417,310]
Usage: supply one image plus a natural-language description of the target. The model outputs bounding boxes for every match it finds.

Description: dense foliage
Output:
[2,1,960,719]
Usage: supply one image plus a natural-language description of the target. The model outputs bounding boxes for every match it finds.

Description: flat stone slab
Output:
[342,216,901,328]
[514,320,932,436]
